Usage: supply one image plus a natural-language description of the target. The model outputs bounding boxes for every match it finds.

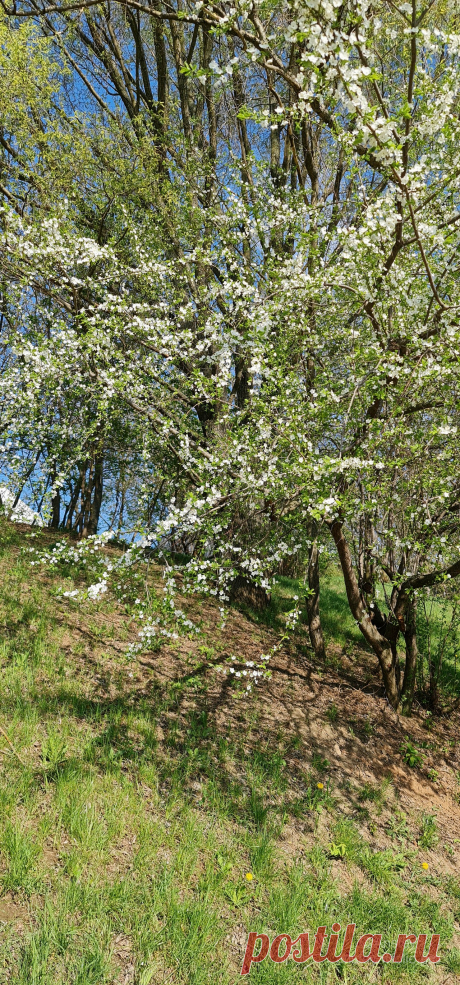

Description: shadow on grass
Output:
[0,669,323,833]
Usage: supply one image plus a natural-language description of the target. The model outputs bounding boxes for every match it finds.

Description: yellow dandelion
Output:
[317,782,324,790]
[245,872,254,881]
[422,862,429,870]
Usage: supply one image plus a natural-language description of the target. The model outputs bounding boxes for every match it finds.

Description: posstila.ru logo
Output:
[241,925,441,975]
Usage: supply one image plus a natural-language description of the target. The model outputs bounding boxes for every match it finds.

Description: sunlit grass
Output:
[0,523,457,982]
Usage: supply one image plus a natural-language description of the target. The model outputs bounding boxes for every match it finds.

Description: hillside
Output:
[0,521,459,984]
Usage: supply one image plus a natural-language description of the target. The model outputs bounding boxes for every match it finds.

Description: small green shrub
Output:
[41,730,68,771]
[401,738,424,768]
[419,812,439,850]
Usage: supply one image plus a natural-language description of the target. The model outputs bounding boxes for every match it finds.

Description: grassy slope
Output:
[0,522,459,984]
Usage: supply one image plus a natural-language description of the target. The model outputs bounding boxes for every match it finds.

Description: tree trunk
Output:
[81,452,103,539]
[229,574,270,611]
[88,451,104,535]
[65,464,86,533]
[399,596,418,715]
[329,520,401,710]
[80,460,93,538]
[306,538,326,661]
[48,461,61,529]
[50,489,60,529]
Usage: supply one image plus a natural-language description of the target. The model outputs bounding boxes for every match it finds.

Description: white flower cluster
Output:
[220,653,272,693]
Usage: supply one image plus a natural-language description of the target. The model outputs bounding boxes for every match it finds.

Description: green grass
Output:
[0,523,458,983]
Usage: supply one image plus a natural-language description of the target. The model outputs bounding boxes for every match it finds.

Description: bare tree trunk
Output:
[118,486,125,536]
[50,488,60,529]
[329,520,401,710]
[48,461,61,529]
[65,464,86,533]
[81,446,104,539]
[81,459,93,538]
[358,509,375,594]
[306,538,326,661]
[87,450,103,535]
[400,596,418,714]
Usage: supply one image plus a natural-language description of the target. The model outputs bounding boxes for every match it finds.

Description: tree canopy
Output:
[1,0,460,713]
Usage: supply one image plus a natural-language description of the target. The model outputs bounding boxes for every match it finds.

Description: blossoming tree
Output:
[1,0,460,712]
